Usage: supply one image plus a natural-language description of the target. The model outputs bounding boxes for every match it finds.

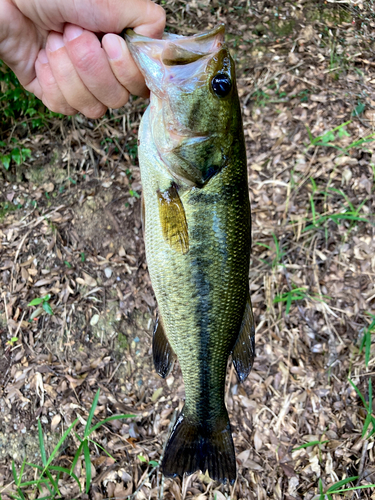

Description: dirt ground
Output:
[1,1,375,499]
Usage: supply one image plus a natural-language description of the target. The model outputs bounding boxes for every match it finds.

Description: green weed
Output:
[352,100,366,117]
[255,233,285,268]
[0,60,63,130]
[0,201,22,220]
[305,121,350,151]
[304,182,370,234]
[274,286,329,316]
[317,476,375,499]
[348,377,375,440]
[293,438,329,463]
[137,455,159,468]
[28,294,54,318]
[304,120,375,154]
[252,89,271,107]
[129,189,140,199]
[359,313,375,368]
[0,140,32,170]
[1,389,135,499]
[274,286,309,315]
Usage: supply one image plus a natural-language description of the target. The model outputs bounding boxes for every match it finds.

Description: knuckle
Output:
[74,49,98,74]
[107,91,129,110]
[83,103,107,119]
[152,2,166,24]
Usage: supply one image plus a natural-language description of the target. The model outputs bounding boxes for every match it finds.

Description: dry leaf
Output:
[51,414,61,431]
[83,272,97,287]
[254,429,263,451]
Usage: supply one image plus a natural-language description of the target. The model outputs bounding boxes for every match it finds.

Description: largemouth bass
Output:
[125,25,255,484]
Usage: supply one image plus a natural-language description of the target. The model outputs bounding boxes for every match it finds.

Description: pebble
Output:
[104,267,113,278]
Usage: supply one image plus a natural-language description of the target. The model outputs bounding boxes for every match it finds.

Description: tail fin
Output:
[161,408,236,484]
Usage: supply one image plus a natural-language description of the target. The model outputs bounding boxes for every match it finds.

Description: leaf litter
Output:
[1,0,375,499]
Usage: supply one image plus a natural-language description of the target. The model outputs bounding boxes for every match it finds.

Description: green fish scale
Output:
[139,105,250,430]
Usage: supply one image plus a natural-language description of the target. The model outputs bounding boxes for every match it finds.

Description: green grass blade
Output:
[292,440,329,451]
[348,378,369,410]
[49,466,81,491]
[11,461,18,483]
[17,460,26,487]
[367,332,372,368]
[331,214,369,222]
[368,417,375,438]
[359,328,366,354]
[329,483,375,494]
[17,479,47,487]
[326,476,358,492]
[45,469,60,495]
[85,389,100,438]
[362,412,372,438]
[83,441,92,494]
[254,242,271,250]
[25,462,43,471]
[88,414,136,435]
[37,419,47,467]
[318,478,324,500]
[70,441,84,475]
[44,417,79,469]
[87,438,115,460]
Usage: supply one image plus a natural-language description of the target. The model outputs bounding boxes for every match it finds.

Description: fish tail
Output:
[161,407,236,484]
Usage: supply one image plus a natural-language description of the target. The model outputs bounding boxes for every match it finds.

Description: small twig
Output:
[3,295,12,337]
[351,439,369,500]
[107,361,124,384]
[11,310,26,341]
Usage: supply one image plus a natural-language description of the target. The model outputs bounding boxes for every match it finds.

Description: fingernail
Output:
[48,33,64,52]
[64,24,83,42]
[103,34,125,60]
[38,49,48,64]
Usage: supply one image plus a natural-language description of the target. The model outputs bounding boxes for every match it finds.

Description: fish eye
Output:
[211,73,232,98]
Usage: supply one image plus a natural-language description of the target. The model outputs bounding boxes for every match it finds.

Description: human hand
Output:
[0,0,165,117]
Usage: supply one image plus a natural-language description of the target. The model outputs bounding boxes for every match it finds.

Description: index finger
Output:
[15,0,166,39]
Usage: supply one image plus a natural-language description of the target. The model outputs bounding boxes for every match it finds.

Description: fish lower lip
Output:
[169,129,207,141]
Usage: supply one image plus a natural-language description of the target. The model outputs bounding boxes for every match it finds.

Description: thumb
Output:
[0,0,45,88]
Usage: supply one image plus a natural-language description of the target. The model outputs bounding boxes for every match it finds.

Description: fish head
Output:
[125,26,240,187]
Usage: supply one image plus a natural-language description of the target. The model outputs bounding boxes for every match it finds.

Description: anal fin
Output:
[232,292,255,383]
[153,315,176,378]
[157,184,189,255]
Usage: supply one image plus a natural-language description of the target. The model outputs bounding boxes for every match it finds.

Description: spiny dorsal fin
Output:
[232,292,255,383]
[153,315,176,378]
[157,184,189,255]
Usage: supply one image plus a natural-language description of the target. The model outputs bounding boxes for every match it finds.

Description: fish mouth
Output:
[124,25,225,96]
[124,24,225,57]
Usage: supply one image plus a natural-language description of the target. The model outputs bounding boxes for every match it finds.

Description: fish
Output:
[125,25,255,484]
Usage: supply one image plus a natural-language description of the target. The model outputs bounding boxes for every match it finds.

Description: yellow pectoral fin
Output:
[232,292,255,383]
[157,184,189,255]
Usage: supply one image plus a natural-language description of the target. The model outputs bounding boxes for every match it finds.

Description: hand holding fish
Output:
[0,0,165,117]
